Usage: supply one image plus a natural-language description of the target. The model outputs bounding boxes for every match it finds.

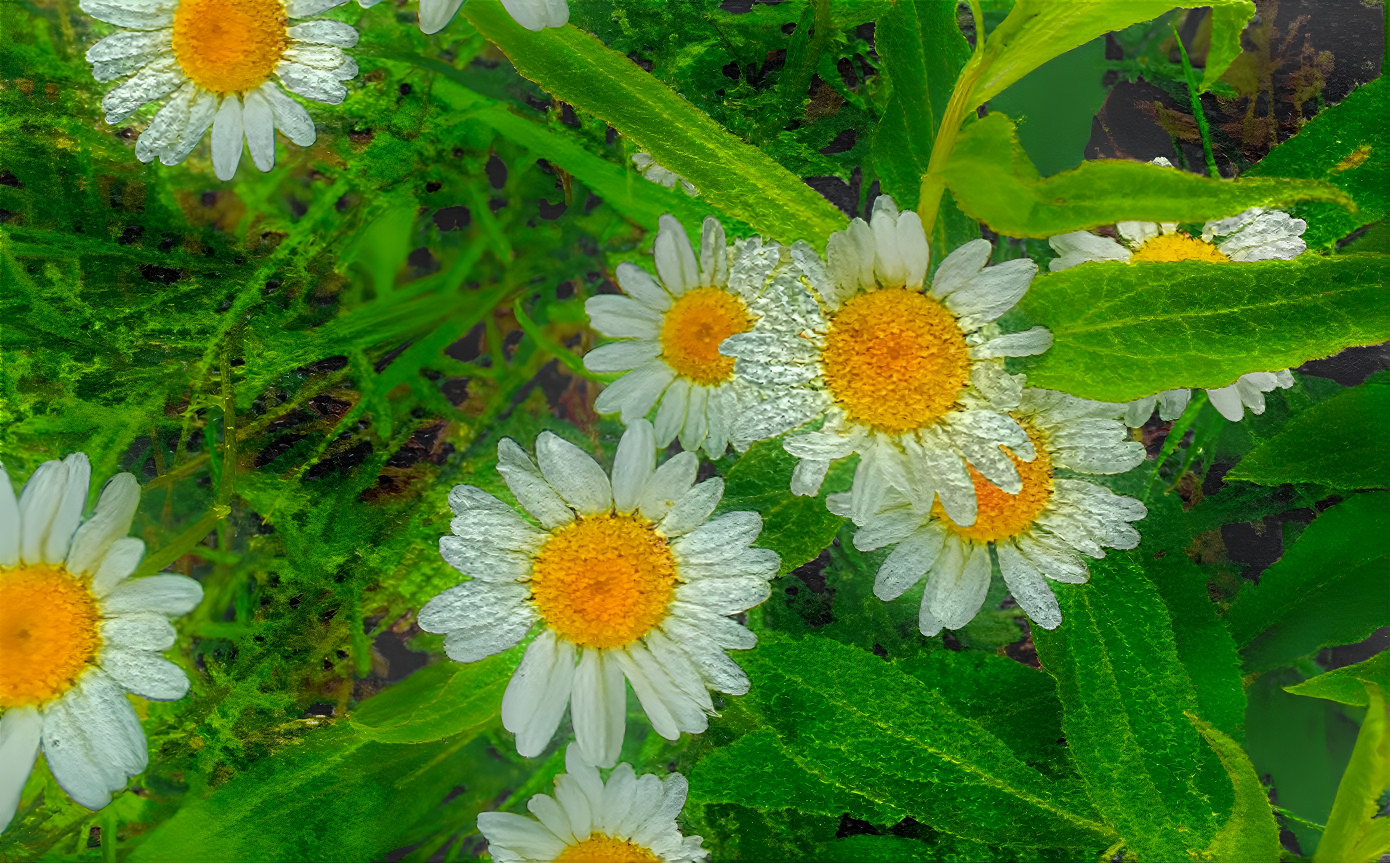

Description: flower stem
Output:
[1173,20,1220,179]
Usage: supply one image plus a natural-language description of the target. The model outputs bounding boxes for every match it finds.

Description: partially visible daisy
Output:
[838,390,1146,634]
[1,454,203,832]
[363,0,568,35]
[584,216,782,458]
[722,195,1052,528]
[1048,159,1305,426]
[632,153,697,196]
[83,0,360,180]
[478,744,708,863]
[417,420,778,768]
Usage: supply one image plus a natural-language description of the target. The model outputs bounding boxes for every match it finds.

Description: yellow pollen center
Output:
[936,424,1054,543]
[530,514,677,649]
[171,0,289,95]
[1129,233,1230,263]
[658,287,751,386]
[553,834,662,863]
[820,288,971,433]
[0,565,102,709]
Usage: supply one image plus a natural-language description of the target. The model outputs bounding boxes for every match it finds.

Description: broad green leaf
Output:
[741,635,1115,849]
[350,652,517,744]
[719,439,846,576]
[1190,715,1283,863]
[688,728,907,825]
[870,0,978,254]
[1248,77,1390,248]
[1032,555,1225,861]
[968,0,1255,106]
[1314,684,1390,863]
[1011,254,1390,402]
[1227,492,1390,673]
[1286,651,1390,708]
[463,0,847,246]
[1228,381,1390,490]
[940,112,1355,237]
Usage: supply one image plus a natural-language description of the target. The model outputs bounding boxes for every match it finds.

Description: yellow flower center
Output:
[1129,233,1230,263]
[658,287,750,386]
[171,0,289,96]
[820,288,971,434]
[936,424,1054,543]
[0,565,103,709]
[530,514,677,649]
[554,834,662,863]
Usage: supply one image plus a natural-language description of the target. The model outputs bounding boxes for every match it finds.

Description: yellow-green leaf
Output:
[1314,683,1390,863]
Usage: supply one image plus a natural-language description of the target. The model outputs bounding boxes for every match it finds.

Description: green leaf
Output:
[1189,715,1283,863]
[1227,492,1390,673]
[462,0,847,246]
[1031,555,1225,861]
[1248,78,1390,248]
[968,0,1255,106]
[1228,381,1390,490]
[1314,683,1390,863]
[350,652,518,744]
[940,112,1355,237]
[688,728,907,825]
[1011,254,1390,402]
[870,0,978,254]
[1286,651,1390,708]
[719,439,846,576]
[741,634,1116,849]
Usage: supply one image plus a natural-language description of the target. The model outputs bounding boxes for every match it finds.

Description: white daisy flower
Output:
[82,0,361,181]
[837,390,1146,634]
[721,195,1052,528]
[477,744,708,863]
[417,420,778,768]
[0,454,203,833]
[1048,159,1305,426]
[359,0,567,36]
[584,216,782,458]
[632,153,698,196]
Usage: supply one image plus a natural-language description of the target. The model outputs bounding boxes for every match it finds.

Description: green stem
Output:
[1173,20,1220,178]
[918,0,987,237]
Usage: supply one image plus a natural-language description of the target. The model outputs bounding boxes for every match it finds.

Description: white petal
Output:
[100,648,190,701]
[41,672,147,809]
[536,432,612,516]
[259,84,316,147]
[678,386,709,453]
[654,215,699,297]
[594,363,676,422]
[997,542,1061,629]
[444,612,536,663]
[286,0,346,16]
[0,707,41,833]
[1206,384,1246,422]
[101,57,183,124]
[79,0,176,29]
[417,579,531,634]
[871,198,907,287]
[972,326,1053,359]
[587,295,663,340]
[657,478,722,538]
[1124,396,1157,427]
[874,528,945,601]
[1047,231,1129,271]
[210,97,244,182]
[638,451,697,523]
[571,650,626,768]
[613,650,679,741]
[501,631,576,758]
[288,20,359,46]
[1156,389,1191,421]
[652,377,690,447]
[0,462,20,568]
[497,438,573,529]
[91,537,147,597]
[944,259,1036,328]
[101,613,176,652]
[614,262,673,312]
[276,61,348,106]
[789,457,830,497]
[241,90,276,173]
[671,512,761,564]
[43,454,91,566]
[585,340,661,374]
[476,811,568,860]
[100,574,203,617]
[896,211,930,288]
[159,89,218,166]
[66,473,139,578]
[698,217,729,288]
[925,538,992,630]
[930,238,991,298]
[526,794,575,844]
[676,575,771,615]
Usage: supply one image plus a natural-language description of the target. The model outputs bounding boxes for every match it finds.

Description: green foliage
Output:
[940,113,1355,237]
[1013,255,1390,401]
[1287,652,1390,708]
[1229,374,1390,491]
[1191,716,1283,863]
[1313,684,1390,863]
[1226,493,1390,674]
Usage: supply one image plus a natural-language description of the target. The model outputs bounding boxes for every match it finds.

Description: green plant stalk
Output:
[918,0,987,238]
[1173,21,1220,178]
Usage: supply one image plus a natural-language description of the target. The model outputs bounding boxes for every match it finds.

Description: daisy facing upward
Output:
[1049,158,1307,426]
[1,455,203,833]
[416,420,779,768]
[82,0,360,180]
[722,195,1053,528]
[584,216,784,459]
[841,390,1146,634]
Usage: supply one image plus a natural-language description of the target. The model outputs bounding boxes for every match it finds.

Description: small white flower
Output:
[82,0,362,181]
[1048,158,1305,426]
[632,153,698,196]
[417,420,778,768]
[0,454,203,832]
[360,0,567,35]
[721,195,1051,528]
[584,216,783,458]
[839,390,1146,634]
[478,745,708,863]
